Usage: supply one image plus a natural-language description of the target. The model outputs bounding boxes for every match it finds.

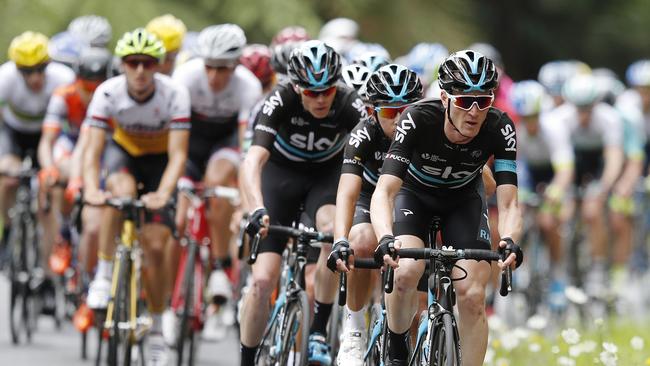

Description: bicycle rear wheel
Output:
[107,249,131,366]
[366,303,385,366]
[277,291,310,366]
[429,313,460,366]
[177,241,197,366]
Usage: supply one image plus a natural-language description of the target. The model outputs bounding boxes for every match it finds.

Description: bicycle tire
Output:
[277,291,310,366]
[8,216,25,344]
[327,300,342,359]
[177,241,197,366]
[366,303,385,366]
[255,299,283,365]
[107,248,130,366]
[429,313,459,366]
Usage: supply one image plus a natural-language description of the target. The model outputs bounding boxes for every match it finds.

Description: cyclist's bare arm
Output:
[600,146,625,193]
[240,145,270,210]
[333,173,362,240]
[370,174,403,240]
[37,128,57,169]
[496,184,522,268]
[68,127,90,183]
[482,164,496,196]
[83,126,106,201]
[615,156,643,196]
[157,129,190,199]
[549,165,574,196]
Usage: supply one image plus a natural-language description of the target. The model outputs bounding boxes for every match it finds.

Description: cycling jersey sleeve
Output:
[0,62,14,104]
[493,113,518,186]
[42,91,67,133]
[251,86,290,151]
[341,121,372,176]
[380,108,419,179]
[169,85,191,130]
[85,84,114,130]
[600,105,624,148]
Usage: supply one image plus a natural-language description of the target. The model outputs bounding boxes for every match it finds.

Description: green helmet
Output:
[115,28,165,60]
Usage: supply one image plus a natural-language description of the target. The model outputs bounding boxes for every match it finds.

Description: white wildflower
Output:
[500,335,520,351]
[512,327,531,341]
[561,328,581,345]
[569,345,583,358]
[495,357,510,366]
[602,342,618,354]
[551,346,560,354]
[581,340,597,353]
[631,336,644,351]
[527,314,548,330]
[594,318,605,327]
[529,343,541,353]
[599,350,618,366]
[558,356,576,366]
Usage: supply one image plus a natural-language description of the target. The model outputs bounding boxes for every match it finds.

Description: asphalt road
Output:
[0,275,240,365]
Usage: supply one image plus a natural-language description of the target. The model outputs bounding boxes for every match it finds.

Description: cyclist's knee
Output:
[205,158,237,187]
[315,204,335,232]
[250,269,279,300]
[455,281,487,315]
[141,225,170,258]
[349,224,376,258]
[106,172,137,197]
[394,260,424,293]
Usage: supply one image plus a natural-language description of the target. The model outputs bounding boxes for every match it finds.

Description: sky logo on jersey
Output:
[395,112,416,143]
[352,98,369,120]
[262,90,283,116]
[290,132,341,151]
[420,165,480,180]
[348,126,371,148]
[500,124,517,152]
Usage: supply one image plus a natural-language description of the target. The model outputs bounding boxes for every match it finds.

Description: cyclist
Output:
[510,80,574,308]
[318,17,360,61]
[327,64,423,366]
[351,51,391,73]
[239,40,366,366]
[146,14,187,76]
[38,47,112,281]
[370,50,522,366]
[67,14,112,49]
[172,24,262,341]
[396,42,448,93]
[554,74,624,297]
[0,31,75,268]
[622,60,650,169]
[48,31,86,69]
[83,28,190,365]
[240,44,275,93]
[271,25,310,46]
[341,63,372,94]
[538,60,591,108]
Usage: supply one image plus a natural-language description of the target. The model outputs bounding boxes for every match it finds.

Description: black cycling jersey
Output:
[381,99,518,191]
[341,118,392,194]
[252,82,366,170]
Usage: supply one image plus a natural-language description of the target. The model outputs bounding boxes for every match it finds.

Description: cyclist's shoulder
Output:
[172,57,203,81]
[401,98,444,127]
[46,62,75,81]
[233,64,262,89]
[0,61,17,79]
[93,75,126,98]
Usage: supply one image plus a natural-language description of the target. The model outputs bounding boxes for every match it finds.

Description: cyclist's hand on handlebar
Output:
[84,189,110,206]
[246,207,269,238]
[327,239,355,273]
[374,234,401,269]
[38,166,60,188]
[141,191,170,211]
[498,237,524,271]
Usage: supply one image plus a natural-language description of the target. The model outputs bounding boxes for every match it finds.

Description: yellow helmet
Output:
[8,31,50,67]
[146,14,187,53]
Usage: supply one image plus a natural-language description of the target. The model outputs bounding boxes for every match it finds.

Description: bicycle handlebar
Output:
[338,257,382,306]
[247,224,334,265]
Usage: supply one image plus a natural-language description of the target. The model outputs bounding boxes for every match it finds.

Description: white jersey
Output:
[549,102,623,152]
[0,61,75,133]
[85,73,191,157]
[520,112,574,169]
[172,59,262,128]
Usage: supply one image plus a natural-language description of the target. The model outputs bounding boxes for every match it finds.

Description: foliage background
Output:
[1,0,649,80]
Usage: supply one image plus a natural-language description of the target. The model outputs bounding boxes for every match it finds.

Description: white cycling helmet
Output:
[341,64,371,93]
[538,60,590,96]
[68,15,112,48]
[510,80,547,117]
[626,60,650,87]
[562,74,601,107]
[197,24,246,61]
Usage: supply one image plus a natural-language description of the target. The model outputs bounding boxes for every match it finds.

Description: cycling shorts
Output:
[352,191,372,226]
[185,124,240,181]
[258,160,339,255]
[393,179,491,251]
[103,140,174,229]
[0,124,40,163]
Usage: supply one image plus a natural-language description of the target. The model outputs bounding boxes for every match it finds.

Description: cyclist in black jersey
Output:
[239,40,365,366]
[370,50,523,366]
[327,64,422,365]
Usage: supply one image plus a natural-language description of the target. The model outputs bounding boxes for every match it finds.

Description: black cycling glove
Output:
[499,237,524,268]
[327,239,354,272]
[374,234,397,265]
[245,207,268,236]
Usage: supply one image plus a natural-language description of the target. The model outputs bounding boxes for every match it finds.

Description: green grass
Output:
[486,317,650,366]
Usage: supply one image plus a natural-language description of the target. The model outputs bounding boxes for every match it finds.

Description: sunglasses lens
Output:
[376,106,407,119]
[124,59,157,69]
[453,95,493,110]
[302,86,336,98]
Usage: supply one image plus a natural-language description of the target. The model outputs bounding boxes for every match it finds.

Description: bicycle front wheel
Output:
[277,291,310,366]
[429,313,460,366]
[177,241,197,366]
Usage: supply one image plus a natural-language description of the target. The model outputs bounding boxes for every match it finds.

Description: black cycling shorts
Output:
[0,124,40,164]
[258,160,340,255]
[102,140,174,229]
[393,179,491,251]
[352,191,372,226]
[185,127,239,181]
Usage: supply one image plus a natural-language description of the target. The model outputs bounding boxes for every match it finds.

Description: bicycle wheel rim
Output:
[366,304,383,365]
[430,313,459,366]
[177,242,197,365]
[107,250,130,366]
[278,291,310,366]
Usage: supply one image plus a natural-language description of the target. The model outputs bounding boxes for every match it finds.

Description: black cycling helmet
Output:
[438,49,498,93]
[77,47,113,80]
[287,40,341,89]
[365,64,423,104]
[270,41,300,75]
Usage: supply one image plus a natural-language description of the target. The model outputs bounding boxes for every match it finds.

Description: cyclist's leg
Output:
[0,124,28,252]
[346,193,377,311]
[443,183,492,366]
[140,222,174,325]
[581,182,608,294]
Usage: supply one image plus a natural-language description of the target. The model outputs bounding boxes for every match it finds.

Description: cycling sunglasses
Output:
[300,86,337,98]
[123,57,158,70]
[18,63,48,75]
[447,93,494,111]
[370,105,409,119]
